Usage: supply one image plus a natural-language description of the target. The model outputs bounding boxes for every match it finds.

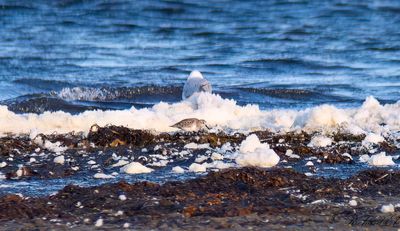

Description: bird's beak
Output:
[205,125,210,130]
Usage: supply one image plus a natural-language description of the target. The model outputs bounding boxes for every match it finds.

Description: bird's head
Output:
[199,119,210,129]
[188,70,203,79]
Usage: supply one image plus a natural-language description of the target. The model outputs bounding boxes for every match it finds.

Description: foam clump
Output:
[112,160,129,167]
[189,163,207,172]
[30,131,68,153]
[120,162,153,174]
[211,152,224,160]
[172,166,185,174]
[94,173,115,179]
[349,200,357,207]
[94,218,104,227]
[53,155,65,165]
[364,152,395,166]
[308,135,333,147]
[285,149,300,159]
[184,143,211,149]
[304,105,349,130]
[362,133,385,146]
[381,204,395,213]
[239,134,269,153]
[236,134,279,168]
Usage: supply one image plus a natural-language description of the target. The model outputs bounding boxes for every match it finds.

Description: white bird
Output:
[182,70,212,100]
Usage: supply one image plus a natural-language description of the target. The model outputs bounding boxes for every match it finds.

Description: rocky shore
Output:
[0,125,399,230]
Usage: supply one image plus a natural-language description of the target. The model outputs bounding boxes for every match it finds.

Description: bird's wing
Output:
[182,78,212,99]
[182,78,200,99]
[199,79,212,93]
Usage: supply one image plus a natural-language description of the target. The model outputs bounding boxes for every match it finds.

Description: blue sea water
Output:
[0,0,399,113]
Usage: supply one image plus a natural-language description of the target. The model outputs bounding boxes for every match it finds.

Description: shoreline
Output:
[0,125,399,229]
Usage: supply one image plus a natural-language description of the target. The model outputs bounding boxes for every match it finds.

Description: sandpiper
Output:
[182,70,212,100]
[171,118,210,132]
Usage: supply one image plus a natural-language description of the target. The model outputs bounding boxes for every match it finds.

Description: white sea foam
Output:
[189,163,207,172]
[0,94,399,137]
[362,133,385,146]
[236,134,280,168]
[58,87,109,101]
[53,155,65,165]
[94,173,115,179]
[120,162,153,174]
[360,152,396,166]
[367,152,395,166]
[308,135,333,148]
[172,166,185,174]
[381,204,395,213]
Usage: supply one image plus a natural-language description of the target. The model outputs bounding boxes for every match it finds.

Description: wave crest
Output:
[57,86,182,101]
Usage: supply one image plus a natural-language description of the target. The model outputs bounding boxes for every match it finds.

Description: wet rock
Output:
[332,132,365,143]
[379,141,397,153]
[87,124,155,147]
[6,166,38,179]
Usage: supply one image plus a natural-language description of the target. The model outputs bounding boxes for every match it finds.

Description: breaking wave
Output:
[57,86,182,101]
[0,92,399,139]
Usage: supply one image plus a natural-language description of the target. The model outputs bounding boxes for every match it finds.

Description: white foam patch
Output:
[58,87,108,101]
[53,155,65,165]
[94,173,115,179]
[308,135,333,148]
[120,162,153,174]
[0,94,399,137]
[172,166,185,174]
[362,133,385,146]
[381,204,395,213]
[285,149,300,159]
[236,134,280,168]
[239,134,269,153]
[188,163,207,172]
[361,152,396,166]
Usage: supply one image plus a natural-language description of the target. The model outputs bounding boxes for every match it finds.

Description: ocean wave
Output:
[240,88,317,98]
[0,93,399,138]
[56,86,182,101]
[239,87,357,103]
[2,94,100,114]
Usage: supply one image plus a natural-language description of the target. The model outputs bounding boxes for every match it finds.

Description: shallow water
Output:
[1,163,398,197]
[1,0,400,112]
